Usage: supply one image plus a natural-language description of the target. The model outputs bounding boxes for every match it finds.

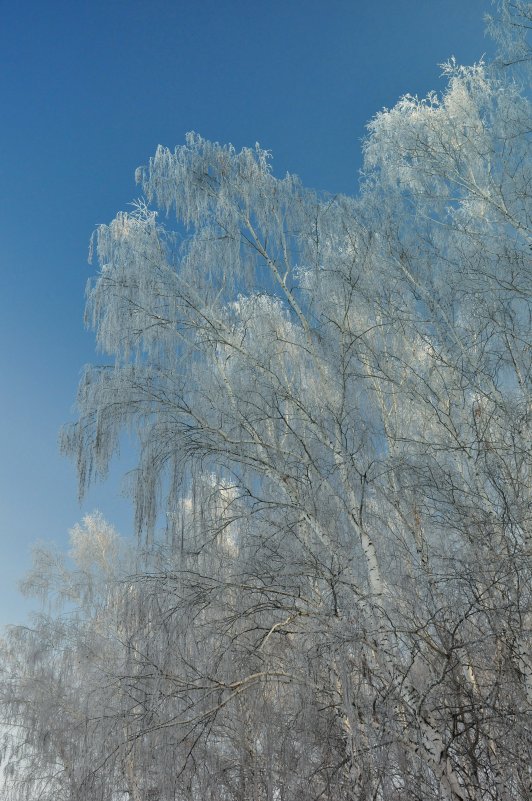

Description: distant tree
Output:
[0,515,130,800]
[2,4,531,800]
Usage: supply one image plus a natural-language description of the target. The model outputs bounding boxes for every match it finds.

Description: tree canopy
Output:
[1,3,531,800]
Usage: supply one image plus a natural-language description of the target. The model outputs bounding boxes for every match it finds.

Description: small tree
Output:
[0,515,133,801]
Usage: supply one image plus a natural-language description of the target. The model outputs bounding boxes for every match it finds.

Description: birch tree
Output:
[2,4,531,799]
[0,515,133,800]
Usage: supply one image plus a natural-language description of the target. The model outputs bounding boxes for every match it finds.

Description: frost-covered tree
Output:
[0,515,134,800]
[2,4,531,800]
[2,504,360,801]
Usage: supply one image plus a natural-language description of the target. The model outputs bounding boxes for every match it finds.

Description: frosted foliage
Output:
[487,1,532,74]
[365,61,531,239]
[2,10,531,801]
[69,512,121,574]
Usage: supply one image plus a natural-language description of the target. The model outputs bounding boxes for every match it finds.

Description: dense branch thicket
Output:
[1,4,530,800]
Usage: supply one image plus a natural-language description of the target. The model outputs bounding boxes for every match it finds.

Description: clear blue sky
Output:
[0,0,492,628]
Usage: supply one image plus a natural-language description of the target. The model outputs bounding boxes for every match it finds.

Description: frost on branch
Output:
[19,21,532,801]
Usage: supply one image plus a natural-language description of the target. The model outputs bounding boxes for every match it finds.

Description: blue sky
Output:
[0,0,492,628]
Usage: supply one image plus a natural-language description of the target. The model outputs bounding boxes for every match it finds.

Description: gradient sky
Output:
[0,0,493,629]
